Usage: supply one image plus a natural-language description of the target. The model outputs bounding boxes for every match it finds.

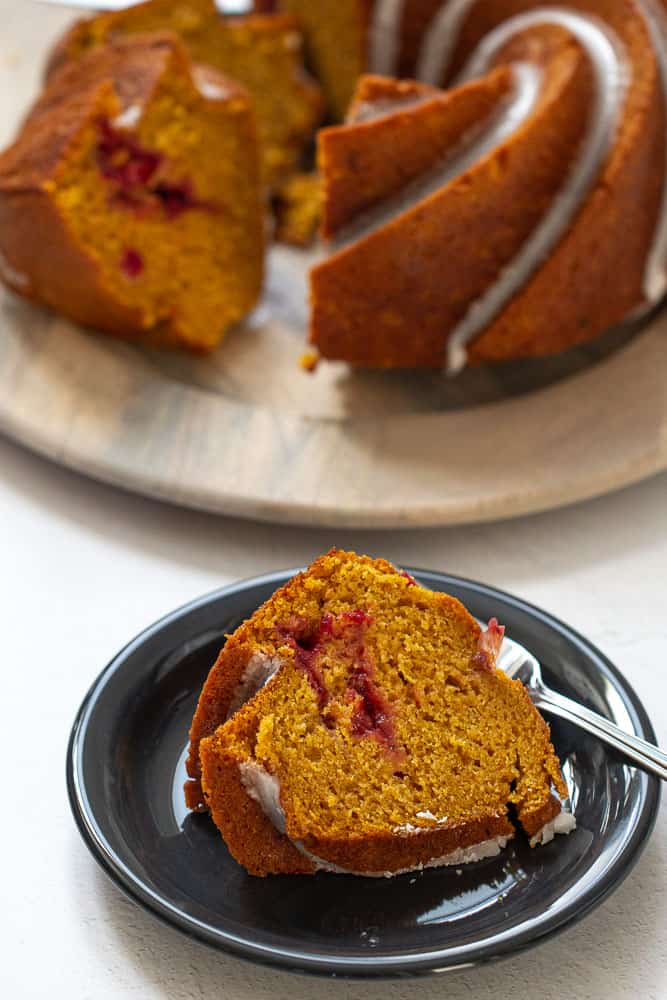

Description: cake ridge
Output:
[375,0,667,332]
[328,64,541,256]
[309,0,666,369]
[443,9,629,371]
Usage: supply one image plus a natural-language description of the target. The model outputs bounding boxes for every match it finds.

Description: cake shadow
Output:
[138,246,662,421]
[139,304,649,420]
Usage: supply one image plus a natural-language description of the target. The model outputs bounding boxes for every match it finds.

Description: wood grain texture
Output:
[1,1,666,528]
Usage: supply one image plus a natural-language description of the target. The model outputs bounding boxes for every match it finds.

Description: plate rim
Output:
[66,568,662,978]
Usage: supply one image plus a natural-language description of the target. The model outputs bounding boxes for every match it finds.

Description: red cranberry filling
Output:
[97,119,161,188]
[277,609,401,755]
[96,118,211,219]
[399,570,417,586]
[277,616,331,710]
[471,617,505,672]
[120,247,144,278]
[348,663,399,753]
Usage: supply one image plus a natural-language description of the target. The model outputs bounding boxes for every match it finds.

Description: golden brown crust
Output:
[0,180,146,337]
[300,814,515,874]
[185,637,258,809]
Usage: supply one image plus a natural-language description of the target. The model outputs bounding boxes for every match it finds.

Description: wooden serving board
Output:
[1,2,666,527]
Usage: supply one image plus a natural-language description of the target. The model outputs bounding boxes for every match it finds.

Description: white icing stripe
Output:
[529,806,576,847]
[238,761,287,834]
[416,0,478,85]
[226,652,282,720]
[368,0,406,75]
[636,0,667,302]
[335,7,631,372]
[445,10,627,372]
[332,62,542,253]
[0,250,29,290]
[294,834,510,877]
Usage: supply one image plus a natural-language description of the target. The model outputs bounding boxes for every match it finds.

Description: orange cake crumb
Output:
[0,34,264,350]
[272,172,321,247]
[47,0,324,187]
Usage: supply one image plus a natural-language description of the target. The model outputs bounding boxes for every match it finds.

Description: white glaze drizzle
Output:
[443,10,627,372]
[416,0,478,85]
[294,834,510,877]
[349,93,430,124]
[0,249,29,290]
[529,806,576,847]
[368,0,406,76]
[238,761,287,834]
[636,0,667,302]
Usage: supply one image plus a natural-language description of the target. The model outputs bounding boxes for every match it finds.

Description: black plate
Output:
[67,569,660,978]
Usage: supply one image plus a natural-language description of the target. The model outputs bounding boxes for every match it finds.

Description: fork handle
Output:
[534,689,667,781]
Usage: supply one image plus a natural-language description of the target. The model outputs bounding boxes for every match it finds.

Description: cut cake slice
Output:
[46,0,324,187]
[0,33,264,351]
[186,549,573,877]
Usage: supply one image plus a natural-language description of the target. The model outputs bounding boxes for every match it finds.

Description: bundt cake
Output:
[302,1,667,370]
[47,0,324,188]
[0,34,264,351]
[185,550,574,877]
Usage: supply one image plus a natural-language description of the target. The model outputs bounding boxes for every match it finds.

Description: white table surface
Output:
[0,433,665,998]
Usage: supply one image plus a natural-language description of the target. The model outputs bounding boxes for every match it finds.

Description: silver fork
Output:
[498,634,667,781]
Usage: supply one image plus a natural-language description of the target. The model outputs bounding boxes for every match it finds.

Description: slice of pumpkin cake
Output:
[186,550,574,877]
[0,33,264,351]
[46,0,324,188]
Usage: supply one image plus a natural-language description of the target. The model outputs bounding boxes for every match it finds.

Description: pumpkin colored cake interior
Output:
[48,0,324,187]
[0,34,264,350]
[272,171,321,246]
[186,550,572,877]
